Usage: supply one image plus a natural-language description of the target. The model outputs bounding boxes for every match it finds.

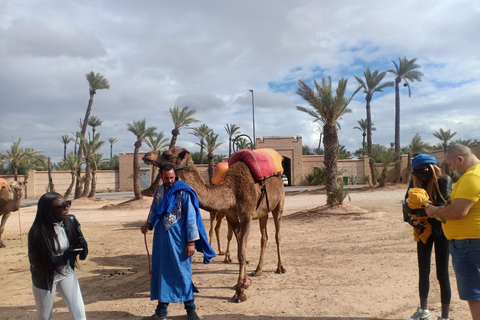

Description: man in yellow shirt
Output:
[426,144,480,320]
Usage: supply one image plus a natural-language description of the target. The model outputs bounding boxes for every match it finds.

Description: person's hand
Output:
[185,242,196,257]
[141,222,152,234]
[425,204,440,218]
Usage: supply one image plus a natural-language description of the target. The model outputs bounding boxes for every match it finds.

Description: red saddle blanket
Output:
[227,148,284,181]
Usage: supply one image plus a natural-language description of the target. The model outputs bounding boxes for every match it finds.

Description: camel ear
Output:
[179,150,190,160]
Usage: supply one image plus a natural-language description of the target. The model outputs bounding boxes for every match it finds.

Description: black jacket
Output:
[31,214,88,291]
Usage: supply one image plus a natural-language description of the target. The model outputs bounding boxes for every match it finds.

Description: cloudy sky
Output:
[1,0,479,164]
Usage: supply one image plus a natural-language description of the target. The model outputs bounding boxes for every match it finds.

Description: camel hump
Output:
[228,148,284,181]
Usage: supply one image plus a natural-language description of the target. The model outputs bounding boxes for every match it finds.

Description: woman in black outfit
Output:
[403,154,452,320]
[28,192,88,319]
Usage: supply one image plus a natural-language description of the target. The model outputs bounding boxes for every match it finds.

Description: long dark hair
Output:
[28,192,80,274]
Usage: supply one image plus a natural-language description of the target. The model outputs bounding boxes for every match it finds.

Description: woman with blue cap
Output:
[403,154,453,320]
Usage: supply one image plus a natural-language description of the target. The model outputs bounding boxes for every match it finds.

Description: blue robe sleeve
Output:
[182,192,200,242]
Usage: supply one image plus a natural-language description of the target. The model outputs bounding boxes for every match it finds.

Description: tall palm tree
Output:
[388,57,423,182]
[80,133,105,198]
[88,153,106,198]
[190,124,212,164]
[61,152,81,200]
[354,68,394,185]
[88,115,103,136]
[353,119,376,157]
[108,137,117,159]
[296,76,360,206]
[433,128,457,155]
[0,138,44,181]
[58,134,73,160]
[127,119,157,199]
[205,131,223,184]
[75,71,110,198]
[224,123,241,158]
[168,106,199,149]
[405,133,430,182]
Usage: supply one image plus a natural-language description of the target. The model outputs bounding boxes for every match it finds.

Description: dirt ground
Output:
[0,185,472,320]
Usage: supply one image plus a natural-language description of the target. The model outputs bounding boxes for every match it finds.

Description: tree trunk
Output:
[405,152,412,183]
[81,155,91,198]
[88,170,96,198]
[75,92,95,198]
[366,97,377,186]
[133,141,142,199]
[48,157,55,192]
[362,132,366,157]
[323,123,339,206]
[228,138,232,158]
[64,171,75,199]
[169,128,179,149]
[394,78,401,182]
[208,153,214,185]
[64,145,67,160]
[199,144,204,164]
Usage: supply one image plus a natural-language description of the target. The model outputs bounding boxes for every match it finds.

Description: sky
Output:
[1,0,479,164]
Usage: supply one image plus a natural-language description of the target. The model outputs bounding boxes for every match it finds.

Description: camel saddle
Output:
[228,148,284,181]
[0,178,12,194]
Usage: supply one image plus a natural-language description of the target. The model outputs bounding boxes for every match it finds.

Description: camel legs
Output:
[223,219,234,263]
[251,215,268,276]
[0,212,12,248]
[214,211,226,255]
[272,205,286,274]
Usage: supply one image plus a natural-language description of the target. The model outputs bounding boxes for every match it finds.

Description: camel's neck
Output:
[177,166,234,212]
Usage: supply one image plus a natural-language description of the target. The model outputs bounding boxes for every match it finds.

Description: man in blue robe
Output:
[141,164,215,320]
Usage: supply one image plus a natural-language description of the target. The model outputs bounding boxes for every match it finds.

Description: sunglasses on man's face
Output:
[52,200,72,210]
[412,167,430,176]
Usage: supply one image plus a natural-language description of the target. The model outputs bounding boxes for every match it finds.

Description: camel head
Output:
[9,181,24,200]
[142,147,194,169]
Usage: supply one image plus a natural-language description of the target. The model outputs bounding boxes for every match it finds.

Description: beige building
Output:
[5,137,479,198]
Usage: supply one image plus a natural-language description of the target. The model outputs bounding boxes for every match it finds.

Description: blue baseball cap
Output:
[412,154,437,169]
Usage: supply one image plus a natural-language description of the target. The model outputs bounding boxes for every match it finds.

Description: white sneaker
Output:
[406,307,430,320]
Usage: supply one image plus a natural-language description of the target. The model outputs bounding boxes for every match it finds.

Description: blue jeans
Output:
[155,299,195,318]
[450,238,480,301]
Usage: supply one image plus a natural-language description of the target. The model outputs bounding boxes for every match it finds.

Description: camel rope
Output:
[238,277,252,288]
[17,189,23,248]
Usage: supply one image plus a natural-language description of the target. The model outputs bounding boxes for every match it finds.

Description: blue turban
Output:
[412,154,437,169]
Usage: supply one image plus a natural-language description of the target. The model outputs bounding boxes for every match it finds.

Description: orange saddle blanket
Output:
[227,148,284,181]
[211,162,229,185]
[0,178,11,192]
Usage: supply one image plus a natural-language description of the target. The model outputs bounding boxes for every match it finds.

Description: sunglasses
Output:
[52,200,72,210]
[412,167,430,176]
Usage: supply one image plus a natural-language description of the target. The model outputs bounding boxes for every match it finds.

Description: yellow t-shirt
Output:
[442,163,480,239]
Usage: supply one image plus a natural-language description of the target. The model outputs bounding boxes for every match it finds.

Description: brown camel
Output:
[208,210,235,262]
[0,179,24,248]
[143,147,286,302]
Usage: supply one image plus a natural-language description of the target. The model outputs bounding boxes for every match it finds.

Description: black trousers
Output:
[417,229,451,304]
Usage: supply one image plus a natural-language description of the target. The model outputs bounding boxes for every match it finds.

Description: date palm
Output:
[168,106,199,149]
[88,153,106,198]
[108,137,117,159]
[88,115,103,136]
[80,133,105,198]
[144,131,169,184]
[0,138,44,181]
[75,72,109,199]
[433,128,456,155]
[353,119,376,158]
[61,152,81,200]
[127,119,157,199]
[205,131,223,184]
[354,68,393,185]
[388,57,423,182]
[59,134,73,160]
[191,124,212,164]
[224,123,241,158]
[296,76,360,206]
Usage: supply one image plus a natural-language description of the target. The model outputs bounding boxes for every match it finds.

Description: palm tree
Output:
[191,124,212,164]
[353,119,376,157]
[61,152,81,200]
[377,149,396,187]
[224,123,241,158]
[451,138,478,147]
[433,128,457,155]
[168,106,200,149]
[0,138,44,181]
[127,119,157,199]
[108,137,117,159]
[88,153,105,198]
[315,125,323,150]
[405,133,430,182]
[388,57,423,182]
[144,131,169,184]
[354,67,394,185]
[88,115,103,136]
[21,148,47,198]
[75,71,110,198]
[205,131,223,184]
[80,133,105,198]
[234,137,251,150]
[296,76,360,206]
[58,134,73,160]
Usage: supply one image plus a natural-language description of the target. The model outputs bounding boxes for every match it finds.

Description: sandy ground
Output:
[0,185,472,320]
